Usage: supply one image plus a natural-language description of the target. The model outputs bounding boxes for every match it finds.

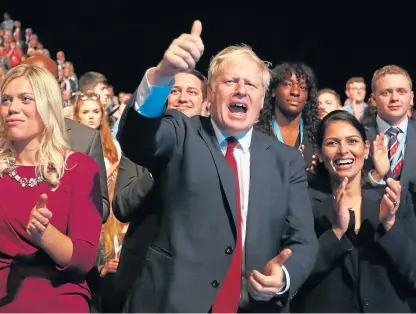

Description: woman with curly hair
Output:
[255,62,320,169]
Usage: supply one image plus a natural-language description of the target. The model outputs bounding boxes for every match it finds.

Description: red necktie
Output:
[212,137,242,313]
[386,127,403,179]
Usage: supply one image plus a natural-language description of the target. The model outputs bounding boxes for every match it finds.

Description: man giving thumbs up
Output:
[117,20,318,313]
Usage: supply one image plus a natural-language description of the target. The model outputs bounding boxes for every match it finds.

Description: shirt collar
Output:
[210,119,252,153]
[376,114,409,134]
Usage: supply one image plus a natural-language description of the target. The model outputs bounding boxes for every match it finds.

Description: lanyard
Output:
[272,118,304,148]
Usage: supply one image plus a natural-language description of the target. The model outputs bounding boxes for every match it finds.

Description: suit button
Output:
[211,280,219,288]
[363,298,369,306]
[225,246,233,255]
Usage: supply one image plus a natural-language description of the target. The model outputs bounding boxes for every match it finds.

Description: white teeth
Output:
[335,159,354,165]
[231,103,246,107]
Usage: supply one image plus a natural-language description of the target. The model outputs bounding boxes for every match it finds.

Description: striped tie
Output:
[386,127,403,179]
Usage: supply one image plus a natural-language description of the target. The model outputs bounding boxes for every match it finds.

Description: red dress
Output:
[0,152,102,312]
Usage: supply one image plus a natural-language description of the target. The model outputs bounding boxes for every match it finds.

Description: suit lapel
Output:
[246,132,273,247]
[312,192,356,281]
[198,118,238,230]
[401,121,416,185]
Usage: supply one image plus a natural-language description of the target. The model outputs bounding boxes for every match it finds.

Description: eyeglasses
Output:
[350,87,366,92]
[79,92,100,101]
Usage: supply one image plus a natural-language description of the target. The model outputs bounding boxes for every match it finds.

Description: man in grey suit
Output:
[22,55,109,222]
[117,21,318,312]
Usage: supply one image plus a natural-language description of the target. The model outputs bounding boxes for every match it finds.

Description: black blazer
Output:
[117,107,318,313]
[65,118,109,222]
[301,132,314,170]
[291,184,416,313]
[111,154,155,310]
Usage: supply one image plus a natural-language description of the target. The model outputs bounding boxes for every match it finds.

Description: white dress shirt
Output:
[368,115,409,185]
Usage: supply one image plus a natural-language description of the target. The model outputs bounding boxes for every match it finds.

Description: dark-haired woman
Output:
[255,62,320,169]
[291,110,416,313]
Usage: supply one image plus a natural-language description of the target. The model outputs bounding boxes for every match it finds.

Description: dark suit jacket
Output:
[291,184,416,313]
[365,118,416,311]
[302,133,314,170]
[65,118,109,222]
[112,154,156,304]
[365,119,416,207]
[117,107,318,313]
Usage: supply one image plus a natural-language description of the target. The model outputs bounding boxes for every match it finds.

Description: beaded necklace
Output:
[7,159,44,188]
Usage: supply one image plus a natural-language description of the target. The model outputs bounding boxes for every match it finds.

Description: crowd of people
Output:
[1,13,416,313]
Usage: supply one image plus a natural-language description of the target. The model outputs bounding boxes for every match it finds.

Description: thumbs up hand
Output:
[27,193,53,238]
[248,248,292,301]
[152,20,204,85]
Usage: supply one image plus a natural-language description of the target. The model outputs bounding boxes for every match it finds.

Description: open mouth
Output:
[229,103,247,114]
[333,158,354,169]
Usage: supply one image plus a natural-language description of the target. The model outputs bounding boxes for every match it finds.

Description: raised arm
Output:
[116,21,204,174]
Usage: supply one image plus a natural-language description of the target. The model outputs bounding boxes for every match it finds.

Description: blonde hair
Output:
[101,178,124,259]
[0,64,70,188]
[371,65,413,92]
[208,45,271,93]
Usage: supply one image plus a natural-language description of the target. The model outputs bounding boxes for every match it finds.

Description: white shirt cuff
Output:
[275,265,290,295]
[368,169,386,186]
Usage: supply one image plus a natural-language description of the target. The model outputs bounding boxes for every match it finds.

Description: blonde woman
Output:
[0,64,102,312]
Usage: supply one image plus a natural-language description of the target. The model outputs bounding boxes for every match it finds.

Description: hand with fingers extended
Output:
[248,248,292,301]
[332,177,350,239]
[372,133,390,182]
[26,194,52,242]
[152,20,204,84]
[380,178,401,231]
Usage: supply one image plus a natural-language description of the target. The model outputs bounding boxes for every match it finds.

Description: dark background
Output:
[3,1,414,99]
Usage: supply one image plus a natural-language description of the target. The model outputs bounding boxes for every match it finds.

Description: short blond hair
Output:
[0,64,70,188]
[371,65,412,92]
[208,45,271,93]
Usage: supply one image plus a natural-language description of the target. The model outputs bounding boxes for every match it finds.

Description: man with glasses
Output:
[343,77,368,121]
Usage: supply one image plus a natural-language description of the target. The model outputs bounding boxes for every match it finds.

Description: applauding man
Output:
[117,20,318,313]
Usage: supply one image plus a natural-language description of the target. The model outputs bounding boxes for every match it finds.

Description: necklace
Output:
[8,159,44,188]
